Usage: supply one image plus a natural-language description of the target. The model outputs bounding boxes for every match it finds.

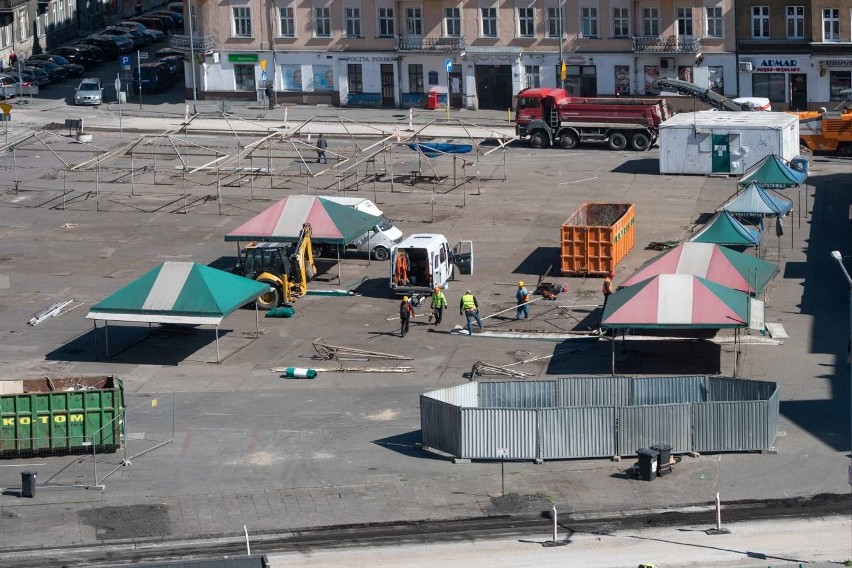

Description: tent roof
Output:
[739,154,806,188]
[603,274,752,329]
[719,182,793,217]
[620,242,779,295]
[86,262,269,325]
[690,211,761,246]
[224,195,382,244]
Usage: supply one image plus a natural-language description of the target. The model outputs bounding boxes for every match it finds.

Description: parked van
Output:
[322,197,403,260]
[390,234,473,295]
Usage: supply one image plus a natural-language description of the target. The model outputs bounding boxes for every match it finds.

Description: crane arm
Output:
[654,78,754,112]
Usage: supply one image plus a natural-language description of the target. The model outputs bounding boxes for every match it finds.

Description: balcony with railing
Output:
[169,34,215,54]
[0,0,28,11]
[396,36,464,53]
[632,35,701,54]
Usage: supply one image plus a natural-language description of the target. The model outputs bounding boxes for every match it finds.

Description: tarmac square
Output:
[0,126,850,562]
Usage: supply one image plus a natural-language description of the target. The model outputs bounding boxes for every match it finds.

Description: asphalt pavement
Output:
[0,99,850,568]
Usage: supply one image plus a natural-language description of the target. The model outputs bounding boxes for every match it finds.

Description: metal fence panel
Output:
[708,377,775,402]
[460,408,537,460]
[422,382,478,407]
[631,376,706,406]
[539,407,615,459]
[618,404,691,455]
[420,395,462,457]
[693,401,771,452]
[558,376,630,407]
[766,386,779,449]
[478,381,556,408]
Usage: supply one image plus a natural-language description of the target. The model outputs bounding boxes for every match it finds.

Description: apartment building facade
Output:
[736,0,852,109]
[177,0,738,108]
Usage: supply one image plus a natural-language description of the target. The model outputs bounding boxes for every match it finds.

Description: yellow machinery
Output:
[241,223,317,309]
[795,108,852,154]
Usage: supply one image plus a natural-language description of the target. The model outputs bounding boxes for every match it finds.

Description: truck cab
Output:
[390,234,473,295]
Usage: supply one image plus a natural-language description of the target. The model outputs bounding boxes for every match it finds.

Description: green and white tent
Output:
[86,262,269,362]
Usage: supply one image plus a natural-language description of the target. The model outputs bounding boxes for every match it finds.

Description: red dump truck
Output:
[515,88,671,151]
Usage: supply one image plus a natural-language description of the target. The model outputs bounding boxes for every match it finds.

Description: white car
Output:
[74,78,103,105]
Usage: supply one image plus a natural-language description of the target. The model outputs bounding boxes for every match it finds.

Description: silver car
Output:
[74,78,102,105]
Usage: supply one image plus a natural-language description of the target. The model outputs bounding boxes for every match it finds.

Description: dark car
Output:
[76,44,105,64]
[91,33,134,54]
[151,10,183,25]
[130,16,168,33]
[51,46,97,67]
[25,59,67,81]
[132,61,169,93]
[101,28,146,48]
[21,67,50,86]
[155,47,185,60]
[157,55,183,83]
[29,54,85,77]
[143,14,176,32]
[78,36,119,58]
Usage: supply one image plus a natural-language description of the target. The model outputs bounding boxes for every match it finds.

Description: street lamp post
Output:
[829,250,852,489]
[187,0,198,113]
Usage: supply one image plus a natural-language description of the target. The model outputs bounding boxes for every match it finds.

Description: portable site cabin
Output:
[658,111,799,175]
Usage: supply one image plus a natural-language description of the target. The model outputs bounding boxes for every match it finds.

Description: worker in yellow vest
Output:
[459,290,484,335]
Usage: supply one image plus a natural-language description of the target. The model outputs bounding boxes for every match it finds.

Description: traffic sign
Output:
[138,51,149,60]
[444,58,453,73]
[496,447,509,456]
[120,55,130,66]
[261,70,267,82]
[114,77,121,92]
[0,103,12,116]
[259,59,267,71]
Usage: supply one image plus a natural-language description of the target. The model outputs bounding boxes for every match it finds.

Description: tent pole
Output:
[255,302,259,337]
[215,326,220,364]
[105,320,110,358]
[93,320,98,360]
[798,187,801,228]
[337,247,341,283]
[610,335,615,376]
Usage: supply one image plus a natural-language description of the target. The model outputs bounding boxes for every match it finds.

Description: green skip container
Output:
[0,376,124,457]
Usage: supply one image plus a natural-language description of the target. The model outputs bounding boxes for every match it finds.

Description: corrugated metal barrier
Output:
[420,376,778,461]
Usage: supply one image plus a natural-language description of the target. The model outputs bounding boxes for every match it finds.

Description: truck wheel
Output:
[608,132,628,151]
[529,131,550,149]
[630,132,651,151]
[255,280,280,310]
[372,247,389,261]
[559,132,579,149]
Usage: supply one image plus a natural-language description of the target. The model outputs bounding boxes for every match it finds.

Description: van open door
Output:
[452,241,474,275]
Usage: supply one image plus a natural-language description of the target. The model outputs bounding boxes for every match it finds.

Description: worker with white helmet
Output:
[515,280,530,320]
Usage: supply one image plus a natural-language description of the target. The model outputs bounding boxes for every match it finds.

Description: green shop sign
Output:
[228,53,259,63]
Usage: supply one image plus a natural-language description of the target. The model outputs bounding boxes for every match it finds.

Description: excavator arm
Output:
[289,223,317,298]
[654,78,754,112]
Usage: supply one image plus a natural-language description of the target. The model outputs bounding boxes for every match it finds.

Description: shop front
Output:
[738,56,812,111]
[816,58,852,103]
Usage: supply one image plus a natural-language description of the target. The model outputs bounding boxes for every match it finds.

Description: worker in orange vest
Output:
[395,251,409,286]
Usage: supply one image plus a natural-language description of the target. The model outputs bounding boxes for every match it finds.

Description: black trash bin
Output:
[651,444,672,467]
[21,471,36,498]
[636,448,659,481]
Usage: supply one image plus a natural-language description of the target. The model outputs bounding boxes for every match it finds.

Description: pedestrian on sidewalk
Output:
[515,280,530,320]
[459,290,484,335]
[316,134,328,164]
[430,286,447,325]
[265,83,275,110]
[399,296,414,337]
[600,270,615,332]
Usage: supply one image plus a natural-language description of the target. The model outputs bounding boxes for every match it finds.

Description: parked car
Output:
[0,74,28,99]
[157,55,183,83]
[76,44,105,64]
[115,21,165,43]
[101,27,146,48]
[78,36,119,58]
[25,59,68,81]
[155,47,184,60]
[130,16,168,33]
[132,61,169,93]
[21,66,50,86]
[143,14,176,32]
[167,1,183,14]
[51,46,96,67]
[29,54,85,77]
[74,77,103,105]
[151,10,183,25]
[92,33,134,54]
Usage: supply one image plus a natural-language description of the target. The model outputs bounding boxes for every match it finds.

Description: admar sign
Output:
[754,59,800,72]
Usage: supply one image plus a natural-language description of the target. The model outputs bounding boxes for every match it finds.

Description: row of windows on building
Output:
[751,6,844,40]
[1,1,77,49]
[229,5,726,40]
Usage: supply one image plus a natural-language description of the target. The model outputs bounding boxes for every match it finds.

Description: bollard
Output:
[551,505,557,543]
[507,108,511,123]
[409,107,413,130]
[715,492,721,530]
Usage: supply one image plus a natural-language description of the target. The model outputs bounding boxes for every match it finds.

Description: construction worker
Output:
[399,296,414,337]
[602,270,615,311]
[430,286,447,325]
[515,280,530,320]
[459,290,484,335]
[395,251,409,286]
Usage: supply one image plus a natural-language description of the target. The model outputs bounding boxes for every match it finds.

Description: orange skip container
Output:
[560,203,635,276]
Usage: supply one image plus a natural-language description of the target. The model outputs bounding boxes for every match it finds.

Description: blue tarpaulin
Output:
[408,143,473,158]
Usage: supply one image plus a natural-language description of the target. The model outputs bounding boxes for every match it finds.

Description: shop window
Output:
[706,6,722,37]
[314,7,330,37]
[565,65,596,96]
[232,7,252,37]
[408,63,423,93]
[752,73,785,103]
[642,8,658,36]
[612,7,628,38]
[481,7,497,38]
[752,6,769,39]
[786,6,804,39]
[347,63,363,93]
[708,66,724,94]
[378,7,394,37]
[279,7,295,37]
[525,65,540,89]
[406,8,422,35]
[546,7,561,38]
[829,71,851,100]
[234,64,255,91]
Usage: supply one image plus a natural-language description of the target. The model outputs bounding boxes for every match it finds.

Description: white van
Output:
[322,197,403,261]
[390,234,473,295]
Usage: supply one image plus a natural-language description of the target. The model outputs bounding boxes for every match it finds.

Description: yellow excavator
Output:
[240,223,317,309]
